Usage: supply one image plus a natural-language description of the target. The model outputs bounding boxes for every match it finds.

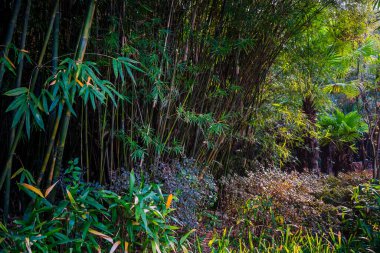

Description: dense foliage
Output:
[0,161,191,252]
[1,0,380,252]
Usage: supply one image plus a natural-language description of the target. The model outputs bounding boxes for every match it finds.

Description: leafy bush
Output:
[110,158,218,228]
[235,196,280,238]
[0,160,190,252]
[200,226,351,253]
[342,180,380,251]
[317,171,372,206]
[318,109,368,149]
[195,196,353,253]
[318,109,368,174]
[212,170,378,252]
[220,170,336,232]
[220,169,373,234]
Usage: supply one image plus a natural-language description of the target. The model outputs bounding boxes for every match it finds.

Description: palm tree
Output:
[318,109,368,175]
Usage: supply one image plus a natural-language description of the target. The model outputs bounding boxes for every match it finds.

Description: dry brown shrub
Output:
[219,169,372,233]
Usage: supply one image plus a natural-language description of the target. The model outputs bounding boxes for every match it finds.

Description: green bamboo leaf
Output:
[124,61,144,73]
[112,59,118,79]
[83,89,90,104]
[63,92,77,117]
[78,86,86,96]
[22,169,36,184]
[66,188,76,205]
[3,57,16,75]
[11,103,26,128]
[49,97,60,112]
[91,88,106,103]
[106,85,123,100]
[119,57,142,66]
[82,221,92,243]
[4,87,29,96]
[129,170,135,198]
[42,94,49,113]
[45,228,62,237]
[6,94,26,112]
[0,221,8,233]
[30,105,45,130]
[83,64,100,83]
[88,92,96,110]
[29,93,43,111]
[11,167,24,179]
[125,65,136,84]
[99,82,117,105]
[180,229,196,245]
[25,108,31,139]
[52,82,60,97]
[118,61,124,83]
[57,102,64,118]
[24,53,32,64]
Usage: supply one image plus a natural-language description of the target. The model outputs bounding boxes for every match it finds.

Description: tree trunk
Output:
[301,95,320,174]
[327,143,334,175]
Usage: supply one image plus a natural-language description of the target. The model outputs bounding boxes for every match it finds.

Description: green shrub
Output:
[110,159,218,228]
[196,179,380,253]
[342,180,380,251]
[195,196,354,253]
[0,160,190,252]
[232,196,349,253]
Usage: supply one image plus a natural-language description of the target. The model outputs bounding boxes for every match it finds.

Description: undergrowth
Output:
[0,162,378,253]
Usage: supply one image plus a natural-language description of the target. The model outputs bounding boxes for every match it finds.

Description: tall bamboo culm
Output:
[51,0,96,194]
[0,0,60,194]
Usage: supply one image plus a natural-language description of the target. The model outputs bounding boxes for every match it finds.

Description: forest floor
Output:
[194,169,373,250]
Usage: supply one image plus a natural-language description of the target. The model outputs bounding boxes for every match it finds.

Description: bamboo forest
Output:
[1,0,380,252]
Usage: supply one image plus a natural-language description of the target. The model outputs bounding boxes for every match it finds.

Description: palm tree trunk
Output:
[302,95,320,174]
[327,143,334,175]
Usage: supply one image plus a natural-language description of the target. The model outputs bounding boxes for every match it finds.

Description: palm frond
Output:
[323,82,360,99]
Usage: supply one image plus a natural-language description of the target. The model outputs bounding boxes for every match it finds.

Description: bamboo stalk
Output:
[0,117,25,193]
[52,5,60,74]
[0,0,60,192]
[0,0,21,89]
[85,106,90,182]
[38,3,61,187]
[30,0,60,91]
[99,98,108,183]
[2,0,32,222]
[52,0,96,188]
[37,112,62,186]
